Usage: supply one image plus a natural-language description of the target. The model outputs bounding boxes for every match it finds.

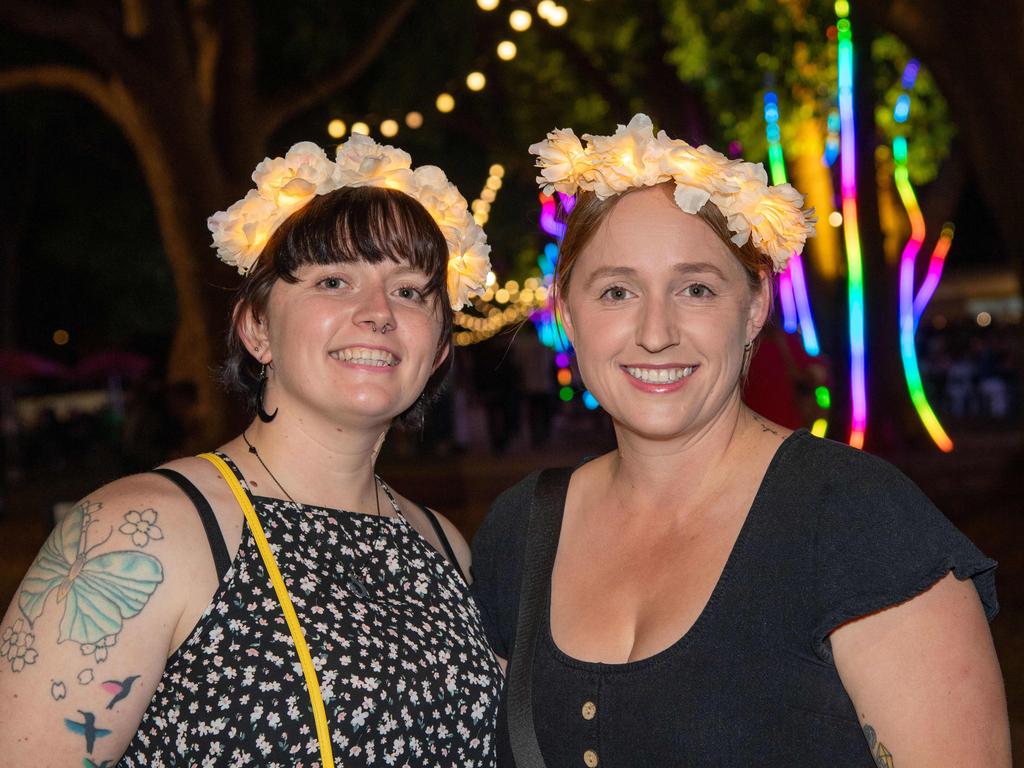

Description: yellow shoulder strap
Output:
[198,452,335,768]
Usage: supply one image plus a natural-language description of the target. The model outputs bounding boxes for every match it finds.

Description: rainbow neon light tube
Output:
[763,91,822,355]
[892,110,954,451]
[836,6,867,449]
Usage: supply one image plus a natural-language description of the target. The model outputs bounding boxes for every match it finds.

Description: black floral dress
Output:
[119,453,502,767]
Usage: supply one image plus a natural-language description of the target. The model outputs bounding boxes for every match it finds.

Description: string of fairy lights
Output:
[323,1,573,142]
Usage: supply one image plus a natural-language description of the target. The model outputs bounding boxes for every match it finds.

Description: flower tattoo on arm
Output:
[118,509,164,548]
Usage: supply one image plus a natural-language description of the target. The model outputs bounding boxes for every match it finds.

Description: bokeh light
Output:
[509,9,532,31]
[466,71,487,91]
[435,93,455,113]
[497,40,517,60]
[327,119,347,139]
[379,119,399,138]
[405,111,423,129]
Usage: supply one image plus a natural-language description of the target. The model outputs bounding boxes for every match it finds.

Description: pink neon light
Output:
[912,230,953,321]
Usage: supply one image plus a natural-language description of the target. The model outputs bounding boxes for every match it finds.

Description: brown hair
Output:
[555,186,776,315]
[221,185,453,429]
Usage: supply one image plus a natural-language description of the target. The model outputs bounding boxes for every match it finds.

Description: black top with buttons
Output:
[470,430,998,767]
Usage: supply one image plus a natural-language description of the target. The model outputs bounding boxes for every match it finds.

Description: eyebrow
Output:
[673,261,729,280]
[583,266,640,288]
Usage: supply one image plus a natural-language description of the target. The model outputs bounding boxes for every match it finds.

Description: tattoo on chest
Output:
[752,414,779,435]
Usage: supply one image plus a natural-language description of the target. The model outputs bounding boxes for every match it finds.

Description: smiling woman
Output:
[223,185,455,430]
[470,115,1009,768]
[0,137,503,767]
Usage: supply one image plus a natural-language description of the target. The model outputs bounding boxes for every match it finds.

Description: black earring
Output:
[257,364,278,422]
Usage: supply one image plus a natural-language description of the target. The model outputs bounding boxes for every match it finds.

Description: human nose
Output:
[353,282,397,334]
[635,294,678,353]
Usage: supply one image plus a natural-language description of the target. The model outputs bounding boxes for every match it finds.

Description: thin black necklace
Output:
[240,430,398,600]
[241,430,382,517]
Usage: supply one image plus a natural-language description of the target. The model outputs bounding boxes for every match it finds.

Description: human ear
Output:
[555,288,576,346]
[236,302,271,364]
[432,338,452,373]
[746,270,772,341]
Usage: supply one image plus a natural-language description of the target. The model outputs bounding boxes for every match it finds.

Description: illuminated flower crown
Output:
[528,114,816,271]
[208,136,491,310]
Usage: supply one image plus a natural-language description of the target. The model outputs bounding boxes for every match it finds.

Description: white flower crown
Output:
[528,114,816,272]
[207,136,492,310]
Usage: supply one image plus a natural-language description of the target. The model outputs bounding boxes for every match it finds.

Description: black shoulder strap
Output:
[151,468,232,581]
[507,467,573,768]
[417,503,464,582]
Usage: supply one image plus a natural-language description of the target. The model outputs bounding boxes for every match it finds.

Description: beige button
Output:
[581,700,597,720]
[583,749,599,767]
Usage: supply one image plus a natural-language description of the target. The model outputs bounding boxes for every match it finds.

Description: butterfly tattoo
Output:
[18,502,164,646]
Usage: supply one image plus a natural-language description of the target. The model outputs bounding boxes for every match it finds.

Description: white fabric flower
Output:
[446,229,491,310]
[208,190,287,275]
[528,128,587,195]
[252,142,338,215]
[334,134,413,187]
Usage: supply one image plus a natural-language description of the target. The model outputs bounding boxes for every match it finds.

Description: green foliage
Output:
[872,36,955,185]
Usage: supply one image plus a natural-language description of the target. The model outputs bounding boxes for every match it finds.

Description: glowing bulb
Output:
[477,0,499,9]
[557,368,573,386]
[497,40,517,60]
[435,93,455,113]
[976,311,992,327]
[509,9,532,31]
[537,0,556,18]
[53,329,70,346]
[486,176,502,191]
[546,5,568,26]
[485,271,497,287]
[327,119,347,139]
[351,121,370,135]
[466,71,487,91]
[489,163,505,178]
[495,288,511,304]
[379,119,399,138]
[834,0,850,17]
[828,211,844,227]
[480,188,496,203]
[405,111,424,129]
[505,280,519,293]
[471,200,491,214]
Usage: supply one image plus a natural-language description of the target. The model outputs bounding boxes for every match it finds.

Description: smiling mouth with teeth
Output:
[623,365,696,384]
[329,347,400,367]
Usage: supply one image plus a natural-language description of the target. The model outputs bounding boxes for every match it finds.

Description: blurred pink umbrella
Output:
[0,349,70,381]
[74,350,151,381]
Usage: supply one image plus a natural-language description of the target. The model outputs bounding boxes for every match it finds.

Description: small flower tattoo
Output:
[1,619,39,672]
[119,509,164,548]
[80,634,118,663]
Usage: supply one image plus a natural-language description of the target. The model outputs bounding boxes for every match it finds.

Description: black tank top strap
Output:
[418,503,464,581]
[151,467,232,581]
[211,450,258,501]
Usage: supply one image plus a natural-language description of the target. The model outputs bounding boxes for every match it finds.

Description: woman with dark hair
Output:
[470,116,1010,767]
[0,138,501,766]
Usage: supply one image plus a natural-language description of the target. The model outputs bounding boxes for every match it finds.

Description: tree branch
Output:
[0,64,131,128]
[0,1,135,77]
[259,0,417,135]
